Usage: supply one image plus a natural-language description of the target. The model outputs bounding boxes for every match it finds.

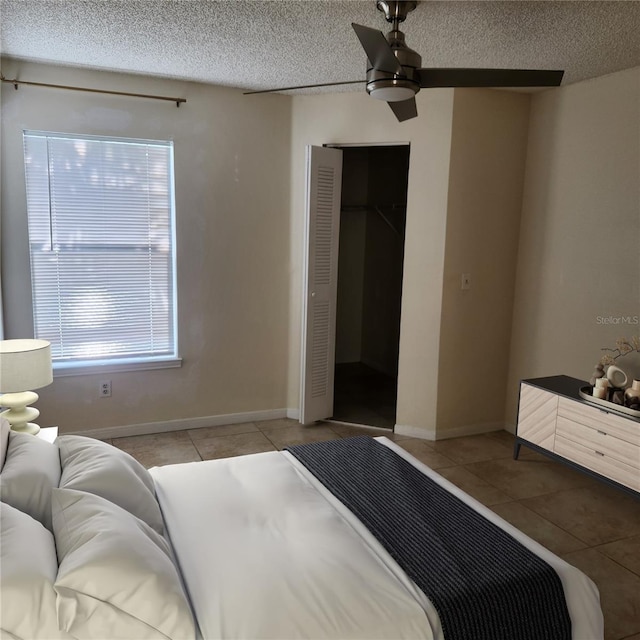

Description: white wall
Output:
[1,59,293,434]
[288,90,455,438]
[506,66,640,426]
[437,89,531,436]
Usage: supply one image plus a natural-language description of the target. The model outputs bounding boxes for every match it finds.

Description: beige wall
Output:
[437,90,531,435]
[1,59,293,433]
[288,90,455,438]
[4,58,635,439]
[506,67,640,427]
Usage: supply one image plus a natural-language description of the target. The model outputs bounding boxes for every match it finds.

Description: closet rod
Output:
[0,74,186,107]
[374,206,401,239]
[340,205,402,238]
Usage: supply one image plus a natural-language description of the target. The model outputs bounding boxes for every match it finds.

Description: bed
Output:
[0,418,604,640]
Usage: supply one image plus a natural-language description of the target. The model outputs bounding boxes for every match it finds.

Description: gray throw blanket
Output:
[286,436,572,640]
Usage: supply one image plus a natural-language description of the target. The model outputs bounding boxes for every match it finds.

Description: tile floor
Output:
[109,420,640,640]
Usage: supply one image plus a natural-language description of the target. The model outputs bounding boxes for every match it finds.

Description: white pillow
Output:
[0,502,73,640]
[52,488,196,640]
[0,418,9,472]
[58,435,164,534]
[0,430,61,531]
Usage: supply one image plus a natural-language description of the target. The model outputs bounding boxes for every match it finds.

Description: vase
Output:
[606,365,628,389]
[624,379,640,404]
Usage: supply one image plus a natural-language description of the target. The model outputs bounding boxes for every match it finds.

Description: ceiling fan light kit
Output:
[247,0,564,123]
[368,78,417,102]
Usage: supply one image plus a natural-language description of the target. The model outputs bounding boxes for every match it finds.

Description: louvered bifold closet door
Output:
[300,146,343,424]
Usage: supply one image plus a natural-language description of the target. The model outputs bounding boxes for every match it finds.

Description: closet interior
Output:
[332,144,410,429]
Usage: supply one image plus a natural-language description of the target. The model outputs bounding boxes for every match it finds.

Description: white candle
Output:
[592,387,607,399]
[595,378,609,389]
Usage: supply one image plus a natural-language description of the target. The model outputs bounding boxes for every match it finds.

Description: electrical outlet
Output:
[461,273,471,290]
[99,380,112,398]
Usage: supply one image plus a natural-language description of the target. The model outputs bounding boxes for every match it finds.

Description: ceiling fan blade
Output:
[388,97,418,122]
[352,23,403,75]
[244,80,364,95]
[416,68,564,88]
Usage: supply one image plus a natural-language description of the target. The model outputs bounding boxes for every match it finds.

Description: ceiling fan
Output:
[245,0,564,122]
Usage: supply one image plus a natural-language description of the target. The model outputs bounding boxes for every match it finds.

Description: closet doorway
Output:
[332,144,410,429]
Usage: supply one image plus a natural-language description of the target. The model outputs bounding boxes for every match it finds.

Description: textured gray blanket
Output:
[286,436,572,640]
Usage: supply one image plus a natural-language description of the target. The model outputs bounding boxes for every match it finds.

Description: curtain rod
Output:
[0,74,186,107]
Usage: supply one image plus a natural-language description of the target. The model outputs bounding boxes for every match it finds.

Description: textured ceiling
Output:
[1,1,640,94]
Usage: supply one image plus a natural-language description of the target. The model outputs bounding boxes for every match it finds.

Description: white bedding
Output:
[150,436,604,640]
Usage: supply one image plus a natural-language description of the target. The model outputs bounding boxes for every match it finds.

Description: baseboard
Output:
[69,410,506,442]
[395,424,437,441]
[68,408,296,440]
[395,421,506,442]
[433,421,507,441]
[503,422,516,435]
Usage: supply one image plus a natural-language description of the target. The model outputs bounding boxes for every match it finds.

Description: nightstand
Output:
[36,426,58,443]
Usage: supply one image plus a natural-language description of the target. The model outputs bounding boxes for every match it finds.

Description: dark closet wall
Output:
[336,146,409,377]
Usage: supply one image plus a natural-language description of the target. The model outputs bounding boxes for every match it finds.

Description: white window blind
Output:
[23,131,178,368]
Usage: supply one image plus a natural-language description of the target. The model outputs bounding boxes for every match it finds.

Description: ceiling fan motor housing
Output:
[376,0,418,23]
[366,27,422,102]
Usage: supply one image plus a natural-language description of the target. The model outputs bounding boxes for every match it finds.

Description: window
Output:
[23,131,179,373]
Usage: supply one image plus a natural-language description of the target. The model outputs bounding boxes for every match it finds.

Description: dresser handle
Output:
[595,450,605,456]
[597,430,607,436]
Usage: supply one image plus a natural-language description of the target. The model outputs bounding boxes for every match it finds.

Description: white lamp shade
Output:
[0,340,53,392]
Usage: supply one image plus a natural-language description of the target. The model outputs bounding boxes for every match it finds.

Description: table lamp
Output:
[0,339,53,435]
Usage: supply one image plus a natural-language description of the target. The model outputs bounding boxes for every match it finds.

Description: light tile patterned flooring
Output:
[109,420,640,640]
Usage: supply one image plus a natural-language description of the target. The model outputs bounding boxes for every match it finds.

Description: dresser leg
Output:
[513,441,521,460]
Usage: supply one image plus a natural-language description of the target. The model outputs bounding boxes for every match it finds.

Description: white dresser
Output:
[515,376,640,496]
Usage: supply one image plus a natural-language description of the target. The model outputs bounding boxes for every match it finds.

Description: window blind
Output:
[23,131,177,366]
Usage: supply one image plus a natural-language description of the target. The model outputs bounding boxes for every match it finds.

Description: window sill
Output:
[53,356,182,377]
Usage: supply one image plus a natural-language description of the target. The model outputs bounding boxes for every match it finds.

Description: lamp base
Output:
[0,391,42,436]
[7,420,41,435]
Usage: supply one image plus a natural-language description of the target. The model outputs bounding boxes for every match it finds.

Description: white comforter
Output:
[150,436,603,640]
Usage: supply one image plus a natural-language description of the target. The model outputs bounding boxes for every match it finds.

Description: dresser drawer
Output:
[558,397,640,447]
[554,435,640,492]
[556,416,640,470]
